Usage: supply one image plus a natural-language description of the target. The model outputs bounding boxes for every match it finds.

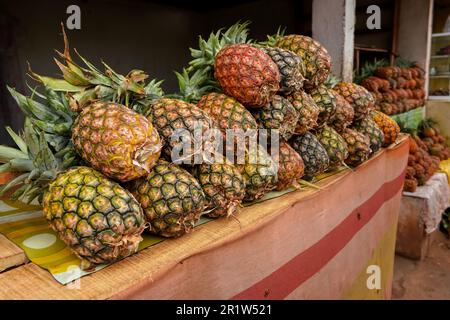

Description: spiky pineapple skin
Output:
[370,110,400,146]
[127,160,206,238]
[260,47,305,93]
[72,102,161,182]
[333,82,375,120]
[43,167,146,269]
[254,95,299,140]
[351,117,384,154]
[197,93,257,134]
[193,162,245,218]
[307,85,337,126]
[273,140,305,190]
[274,35,331,89]
[289,132,330,180]
[341,128,371,166]
[329,92,354,133]
[234,146,278,201]
[286,91,320,135]
[147,98,216,164]
[214,44,280,107]
[314,125,348,168]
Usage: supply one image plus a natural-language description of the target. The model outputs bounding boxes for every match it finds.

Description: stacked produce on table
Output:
[0,22,401,269]
[403,119,450,192]
[356,61,426,116]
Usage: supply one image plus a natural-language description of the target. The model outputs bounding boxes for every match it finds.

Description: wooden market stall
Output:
[0,137,409,299]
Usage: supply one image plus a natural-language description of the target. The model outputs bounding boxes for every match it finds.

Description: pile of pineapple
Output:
[0,22,401,269]
[360,65,426,116]
[404,119,450,193]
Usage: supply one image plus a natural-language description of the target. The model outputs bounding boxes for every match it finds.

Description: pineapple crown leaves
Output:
[130,78,165,114]
[395,56,417,68]
[324,74,341,89]
[188,20,253,73]
[0,121,74,203]
[7,85,74,140]
[418,117,438,131]
[173,68,219,103]
[259,26,286,47]
[353,58,389,84]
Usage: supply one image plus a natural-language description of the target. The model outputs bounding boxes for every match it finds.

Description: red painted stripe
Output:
[232,169,406,300]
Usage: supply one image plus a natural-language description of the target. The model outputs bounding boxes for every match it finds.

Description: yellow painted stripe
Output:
[343,221,398,299]
[6,225,52,239]
[49,259,82,274]
[32,247,74,265]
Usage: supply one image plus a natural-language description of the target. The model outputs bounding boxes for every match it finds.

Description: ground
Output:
[392,231,450,299]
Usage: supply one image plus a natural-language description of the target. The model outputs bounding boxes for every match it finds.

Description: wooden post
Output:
[312,0,356,82]
[397,0,434,96]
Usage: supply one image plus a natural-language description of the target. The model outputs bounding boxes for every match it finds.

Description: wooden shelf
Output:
[431,55,450,59]
[432,32,450,38]
[428,95,450,101]
[429,75,450,78]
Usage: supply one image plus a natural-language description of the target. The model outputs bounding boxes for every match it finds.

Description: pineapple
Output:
[333,82,375,120]
[329,92,354,133]
[193,161,246,218]
[341,128,371,166]
[289,132,330,180]
[253,95,299,140]
[370,110,400,146]
[260,46,305,93]
[272,140,305,190]
[72,101,162,182]
[314,125,349,168]
[127,159,206,237]
[307,85,337,126]
[0,120,76,203]
[273,35,331,89]
[232,145,278,201]
[286,91,320,135]
[43,166,146,269]
[352,117,384,154]
[214,44,280,107]
[197,92,258,134]
[146,98,218,165]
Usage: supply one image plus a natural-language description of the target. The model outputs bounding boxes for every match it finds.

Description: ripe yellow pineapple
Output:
[72,102,162,182]
[370,110,400,146]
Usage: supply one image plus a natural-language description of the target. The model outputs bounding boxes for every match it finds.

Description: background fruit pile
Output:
[0,22,402,270]
[404,120,450,192]
[360,66,426,116]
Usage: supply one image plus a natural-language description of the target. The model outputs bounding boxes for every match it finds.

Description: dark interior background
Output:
[0,0,312,145]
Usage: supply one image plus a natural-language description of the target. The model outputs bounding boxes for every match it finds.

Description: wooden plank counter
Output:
[0,136,409,299]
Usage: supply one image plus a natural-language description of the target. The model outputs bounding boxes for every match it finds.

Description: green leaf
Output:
[6,127,27,154]
[30,73,87,92]
[0,145,28,162]
[0,173,29,195]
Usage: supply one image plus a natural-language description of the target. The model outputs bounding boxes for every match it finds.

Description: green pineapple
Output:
[314,125,349,168]
[193,161,246,218]
[127,159,206,237]
[43,166,146,269]
[260,46,306,93]
[351,117,384,154]
[307,85,337,127]
[289,132,330,180]
[253,95,299,140]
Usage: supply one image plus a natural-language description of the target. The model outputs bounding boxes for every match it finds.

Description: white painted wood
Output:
[312,0,356,82]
